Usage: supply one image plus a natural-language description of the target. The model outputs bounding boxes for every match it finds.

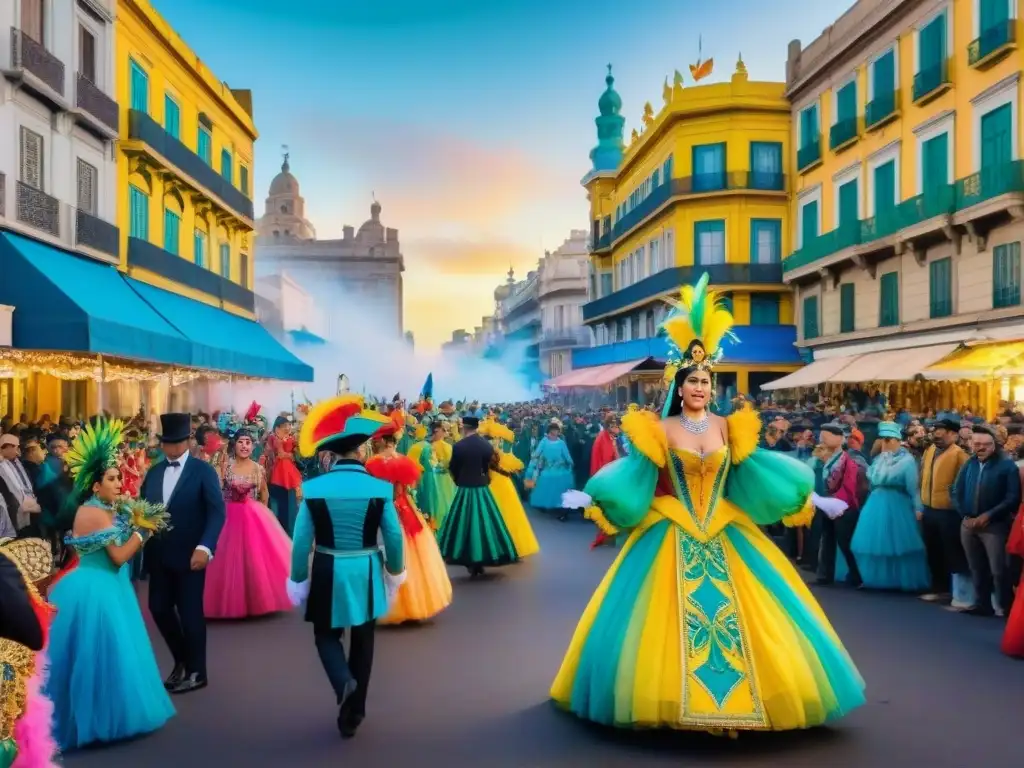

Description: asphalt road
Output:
[64,512,1022,768]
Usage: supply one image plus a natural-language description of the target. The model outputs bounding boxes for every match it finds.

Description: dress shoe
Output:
[163,664,186,690]
[170,673,208,694]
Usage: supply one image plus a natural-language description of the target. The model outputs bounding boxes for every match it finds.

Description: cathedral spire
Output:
[589,64,625,173]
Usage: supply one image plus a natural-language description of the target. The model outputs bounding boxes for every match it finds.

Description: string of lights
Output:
[0,349,265,384]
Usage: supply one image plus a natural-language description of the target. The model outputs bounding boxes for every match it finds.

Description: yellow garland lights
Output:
[0,349,270,384]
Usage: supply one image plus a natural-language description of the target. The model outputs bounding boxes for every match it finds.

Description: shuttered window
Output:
[197,126,212,164]
[836,80,856,123]
[873,160,896,215]
[164,94,180,139]
[840,283,855,333]
[76,158,97,214]
[981,102,1012,169]
[79,26,96,83]
[219,243,231,278]
[838,179,859,226]
[800,199,819,248]
[194,230,207,268]
[129,59,148,113]
[20,0,44,43]
[220,149,232,182]
[163,209,180,255]
[918,12,946,74]
[240,165,249,196]
[993,242,1022,308]
[980,0,1011,32]
[922,132,949,189]
[128,185,149,239]
[750,294,780,325]
[879,271,900,326]
[929,257,953,318]
[802,296,819,340]
[19,126,44,190]
[239,252,249,287]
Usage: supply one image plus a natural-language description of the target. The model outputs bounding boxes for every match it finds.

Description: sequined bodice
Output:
[224,462,261,502]
[668,445,730,528]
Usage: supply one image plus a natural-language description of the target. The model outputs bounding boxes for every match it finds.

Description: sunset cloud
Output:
[403,236,538,277]
[293,114,577,232]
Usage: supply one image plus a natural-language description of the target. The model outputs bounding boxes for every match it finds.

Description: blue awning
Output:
[0,231,193,365]
[288,327,327,345]
[125,277,313,381]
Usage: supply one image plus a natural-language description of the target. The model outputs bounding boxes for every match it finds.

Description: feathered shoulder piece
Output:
[365,454,422,486]
[66,418,124,501]
[498,452,524,474]
[621,410,668,467]
[726,403,762,465]
[479,418,514,443]
[660,272,736,374]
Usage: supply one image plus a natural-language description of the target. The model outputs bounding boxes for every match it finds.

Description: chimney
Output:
[786,39,803,86]
[385,227,399,243]
[343,225,354,240]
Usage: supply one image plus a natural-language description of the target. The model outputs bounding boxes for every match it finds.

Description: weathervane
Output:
[281,143,290,164]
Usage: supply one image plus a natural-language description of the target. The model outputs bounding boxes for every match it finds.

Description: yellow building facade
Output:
[575,61,803,397]
[782,0,1024,381]
[115,0,257,316]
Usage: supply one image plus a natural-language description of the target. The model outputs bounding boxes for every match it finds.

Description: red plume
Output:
[244,401,262,422]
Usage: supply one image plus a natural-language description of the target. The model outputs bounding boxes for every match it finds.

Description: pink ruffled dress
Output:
[203,462,293,619]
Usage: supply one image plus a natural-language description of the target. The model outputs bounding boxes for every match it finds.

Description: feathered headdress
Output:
[65,418,124,502]
[299,394,390,457]
[244,401,262,423]
[660,272,736,375]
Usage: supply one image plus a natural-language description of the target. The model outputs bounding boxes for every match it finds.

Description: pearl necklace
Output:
[679,411,709,435]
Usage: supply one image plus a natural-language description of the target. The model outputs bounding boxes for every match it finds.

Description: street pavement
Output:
[65,512,1022,768]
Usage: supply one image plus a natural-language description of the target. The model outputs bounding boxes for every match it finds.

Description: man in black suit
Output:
[140,413,225,694]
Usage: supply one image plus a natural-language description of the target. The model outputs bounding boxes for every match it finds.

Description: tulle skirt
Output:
[204,498,293,619]
[46,557,175,749]
[12,651,58,767]
[381,499,452,624]
[530,466,574,509]
[850,488,930,592]
[489,470,539,558]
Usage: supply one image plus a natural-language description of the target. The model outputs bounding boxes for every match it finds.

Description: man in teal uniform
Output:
[287,396,405,739]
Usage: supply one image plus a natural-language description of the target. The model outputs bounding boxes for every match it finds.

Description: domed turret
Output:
[268,154,300,196]
[589,64,625,174]
[257,149,316,240]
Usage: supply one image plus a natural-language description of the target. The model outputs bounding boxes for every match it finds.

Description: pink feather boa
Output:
[12,650,58,768]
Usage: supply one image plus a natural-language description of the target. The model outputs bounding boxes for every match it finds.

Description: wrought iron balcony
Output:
[866,89,900,129]
[969,20,1017,67]
[797,137,821,172]
[829,118,858,150]
[75,208,119,258]
[75,73,119,133]
[540,328,591,350]
[126,110,255,221]
[15,181,60,237]
[913,59,951,102]
[8,27,65,97]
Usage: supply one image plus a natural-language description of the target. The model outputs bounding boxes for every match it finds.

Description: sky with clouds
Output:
[151,0,855,349]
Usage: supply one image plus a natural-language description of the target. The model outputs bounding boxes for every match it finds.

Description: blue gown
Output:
[46,504,175,749]
[528,437,575,509]
[849,448,930,591]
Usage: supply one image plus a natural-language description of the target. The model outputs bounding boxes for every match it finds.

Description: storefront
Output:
[0,231,312,421]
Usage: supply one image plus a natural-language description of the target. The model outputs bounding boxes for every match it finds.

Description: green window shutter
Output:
[879,271,900,326]
[220,243,231,278]
[198,126,212,164]
[800,199,819,247]
[163,95,180,138]
[837,82,856,123]
[872,50,895,97]
[694,220,726,265]
[980,0,1010,31]
[838,180,859,226]
[929,257,953,318]
[993,242,1022,308]
[129,60,148,113]
[163,209,180,254]
[194,230,206,268]
[919,14,945,72]
[981,103,1012,169]
[220,149,232,182]
[750,219,781,264]
[802,296,819,339]
[750,294,780,325]
[128,185,148,239]
[240,166,249,196]
[839,283,856,333]
[922,133,949,189]
[874,160,896,214]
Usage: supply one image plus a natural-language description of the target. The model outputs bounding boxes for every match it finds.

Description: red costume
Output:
[1000,509,1024,657]
[588,426,621,549]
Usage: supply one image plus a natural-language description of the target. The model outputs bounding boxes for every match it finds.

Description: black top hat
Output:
[158,413,192,443]
[461,416,480,429]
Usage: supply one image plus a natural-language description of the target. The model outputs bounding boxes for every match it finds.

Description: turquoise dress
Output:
[528,437,574,509]
[46,502,175,749]
[849,449,930,592]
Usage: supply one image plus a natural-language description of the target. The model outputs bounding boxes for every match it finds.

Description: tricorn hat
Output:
[158,413,192,443]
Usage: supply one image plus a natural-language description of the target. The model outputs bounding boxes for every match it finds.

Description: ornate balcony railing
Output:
[75,208,119,258]
[968,20,1016,67]
[76,73,118,133]
[16,181,60,237]
[9,27,65,96]
[540,328,591,350]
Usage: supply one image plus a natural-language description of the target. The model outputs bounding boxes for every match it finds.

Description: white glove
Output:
[383,570,406,606]
[562,490,593,510]
[285,578,310,607]
[811,493,848,520]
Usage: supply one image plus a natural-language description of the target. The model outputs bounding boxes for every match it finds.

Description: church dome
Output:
[598,65,622,116]
[269,156,299,196]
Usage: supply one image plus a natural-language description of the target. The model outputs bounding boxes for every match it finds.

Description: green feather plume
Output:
[120,498,172,534]
[65,418,124,503]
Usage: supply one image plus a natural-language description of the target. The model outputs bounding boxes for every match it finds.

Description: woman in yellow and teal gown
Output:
[408,421,456,531]
[553,274,865,733]
[479,418,539,559]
